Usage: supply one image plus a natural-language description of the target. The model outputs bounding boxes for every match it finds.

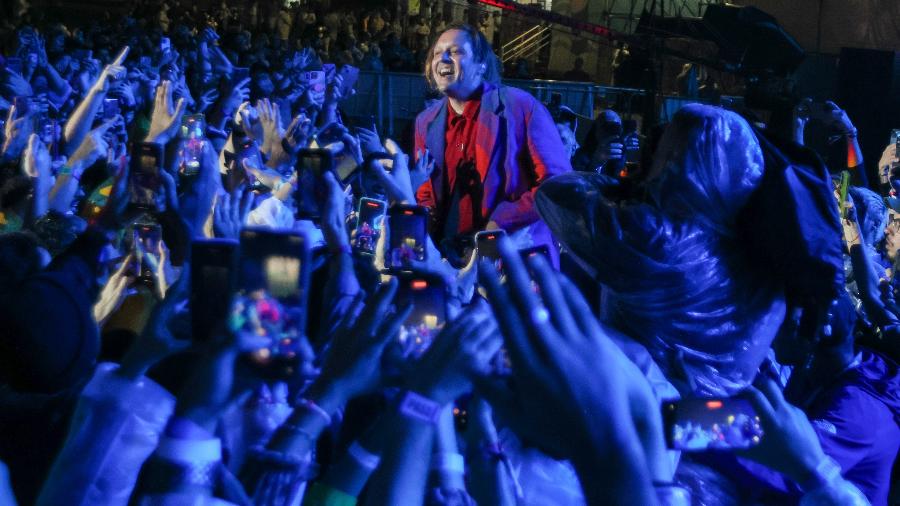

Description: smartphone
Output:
[387,205,428,271]
[180,114,207,176]
[518,244,551,264]
[239,227,310,307]
[191,239,239,342]
[12,96,30,117]
[476,229,506,262]
[103,98,120,120]
[623,132,641,164]
[132,221,162,284]
[354,197,387,254]
[322,63,336,82]
[662,397,764,451]
[129,143,164,209]
[891,129,900,158]
[235,228,311,378]
[838,170,850,219]
[395,275,447,358]
[294,148,335,220]
[338,65,360,98]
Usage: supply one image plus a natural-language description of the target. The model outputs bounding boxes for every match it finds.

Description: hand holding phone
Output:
[294,148,336,220]
[129,142,164,209]
[354,197,388,254]
[387,205,428,271]
[191,239,239,342]
[395,275,447,358]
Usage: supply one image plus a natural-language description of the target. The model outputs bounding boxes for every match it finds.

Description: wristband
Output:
[272,179,289,193]
[430,452,464,475]
[347,441,381,471]
[297,397,333,426]
[396,390,442,425]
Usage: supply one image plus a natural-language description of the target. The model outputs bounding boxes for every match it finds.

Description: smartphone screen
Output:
[294,148,335,220]
[129,143,163,208]
[180,114,206,176]
[354,197,387,254]
[191,239,239,342]
[663,397,764,451]
[322,63,336,82]
[235,228,310,378]
[476,229,505,262]
[338,65,359,98]
[388,205,428,270]
[103,98,120,120]
[395,275,447,358]
[132,222,162,282]
[518,244,551,264]
[891,129,900,158]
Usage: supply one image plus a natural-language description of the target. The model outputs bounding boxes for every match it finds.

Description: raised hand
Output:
[738,376,831,485]
[411,148,436,194]
[256,98,284,157]
[310,279,411,404]
[67,118,115,171]
[213,185,253,240]
[22,133,51,181]
[476,237,661,503]
[369,139,416,204]
[283,113,313,153]
[116,262,192,380]
[92,253,135,325]
[321,172,350,251]
[219,78,250,122]
[91,47,129,94]
[2,104,34,162]
[406,301,501,405]
[196,88,219,114]
[356,126,382,156]
[146,80,187,145]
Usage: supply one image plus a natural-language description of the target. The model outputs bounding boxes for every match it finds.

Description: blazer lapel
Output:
[476,86,505,183]
[426,100,448,197]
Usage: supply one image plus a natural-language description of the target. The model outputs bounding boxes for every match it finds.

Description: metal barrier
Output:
[341,70,739,136]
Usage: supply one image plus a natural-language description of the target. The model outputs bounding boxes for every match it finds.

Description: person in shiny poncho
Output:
[536,103,787,397]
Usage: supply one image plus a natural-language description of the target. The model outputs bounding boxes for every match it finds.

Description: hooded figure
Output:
[536,104,787,396]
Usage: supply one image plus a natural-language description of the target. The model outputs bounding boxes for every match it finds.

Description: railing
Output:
[340,70,741,137]
[502,25,552,63]
[501,24,544,60]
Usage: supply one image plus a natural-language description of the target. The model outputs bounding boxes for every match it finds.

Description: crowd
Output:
[0,1,898,506]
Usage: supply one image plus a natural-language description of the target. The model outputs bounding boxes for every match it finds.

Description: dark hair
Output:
[423,23,501,92]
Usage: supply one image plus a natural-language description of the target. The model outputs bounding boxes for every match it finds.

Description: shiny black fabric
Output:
[536,104,788,396]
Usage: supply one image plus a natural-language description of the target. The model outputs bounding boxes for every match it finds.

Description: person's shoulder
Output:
[415,97,445,123]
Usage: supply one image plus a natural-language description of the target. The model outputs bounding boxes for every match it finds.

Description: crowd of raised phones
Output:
[0,1,897,505]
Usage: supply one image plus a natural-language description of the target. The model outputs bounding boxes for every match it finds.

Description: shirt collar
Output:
[447,83,485,121]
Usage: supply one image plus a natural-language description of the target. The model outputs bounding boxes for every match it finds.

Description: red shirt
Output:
[442,92,483,236]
